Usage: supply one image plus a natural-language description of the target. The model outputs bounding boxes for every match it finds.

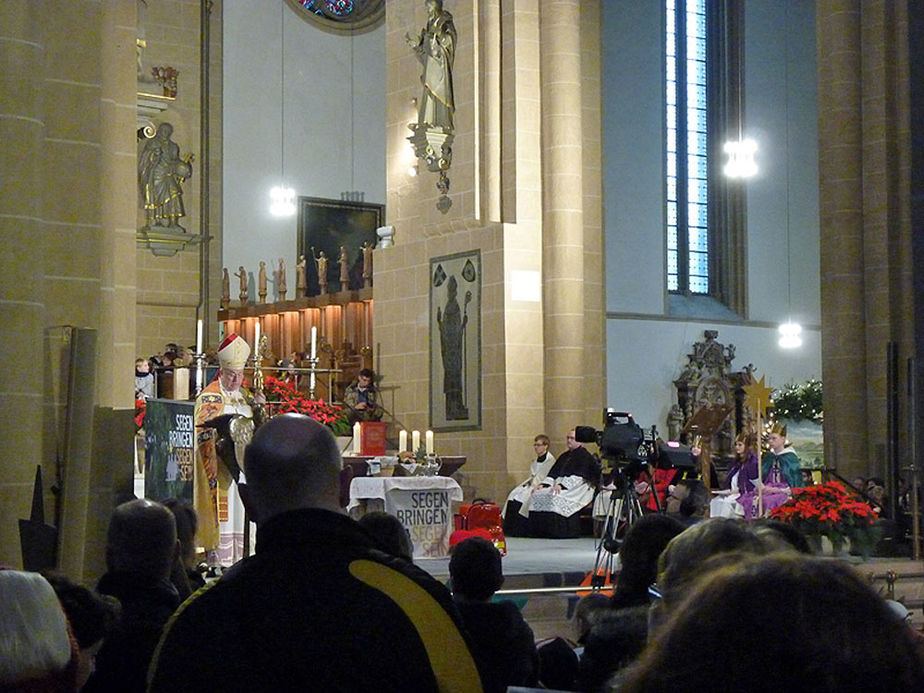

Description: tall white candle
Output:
[412,430,420,453]
[399,429,407,452]
[425,430,434,455]
[310,326,317,359]
[254,321,261,352]
[195,319,203,355]
[353,422,362,454]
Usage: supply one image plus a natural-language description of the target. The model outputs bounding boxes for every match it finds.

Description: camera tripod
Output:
[589,462,658,589]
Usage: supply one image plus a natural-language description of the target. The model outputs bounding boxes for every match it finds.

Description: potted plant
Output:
[768,480,881,558]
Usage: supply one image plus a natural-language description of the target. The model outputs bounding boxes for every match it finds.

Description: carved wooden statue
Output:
[258,261,267,303]
[313,248,328,295]
[296,255,307,296]
[277,258,287,301]
[362,242,373,288]
[221,267,230,309]
[338,246,350,289]
[236,266,248,306]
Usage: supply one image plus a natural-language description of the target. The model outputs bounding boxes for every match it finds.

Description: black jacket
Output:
[148,508,483,692]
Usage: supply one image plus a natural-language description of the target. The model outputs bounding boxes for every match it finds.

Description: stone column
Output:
[540,0,587,439]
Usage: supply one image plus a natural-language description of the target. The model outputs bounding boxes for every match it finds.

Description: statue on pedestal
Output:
[221,268,230,309]
[236,266,248,306]
[277,258,287,301]
[362,242,373,288]
[138,122,193,231]
[258,261,267,303]
[338,247,350,291]
[313,248,328,295]
[296,255,307,297]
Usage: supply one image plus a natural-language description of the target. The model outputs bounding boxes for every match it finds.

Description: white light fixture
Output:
[778,321,802,349]
[269,3,295,217]
[270,185,296,216]
[723,138,758,178]
[777,2,801,350]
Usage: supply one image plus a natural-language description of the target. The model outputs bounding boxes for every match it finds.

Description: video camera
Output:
[575,410,653,463]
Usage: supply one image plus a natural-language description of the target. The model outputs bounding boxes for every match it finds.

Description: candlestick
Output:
[412,430,420,453]
[195,318,203,355]
[425,430,434,455]
[398,429,407,452]
[310,326,317,359]
[353,422,362,454]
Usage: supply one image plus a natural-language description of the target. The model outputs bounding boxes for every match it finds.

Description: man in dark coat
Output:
[83,499,181,692]
[148,414,483,692]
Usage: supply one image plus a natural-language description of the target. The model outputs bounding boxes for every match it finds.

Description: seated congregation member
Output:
[343,367,383,423]
[358,510,414,561]
[149,413,483,692]
[609,513,686,611]
[710,432,760,519]
[0,570,79,691]
[449,537,539,693]
[756,423,802,516]
[84,499,181,693]
[502,434,556,536]
[526,430,600,538]
[43,572,121,690]
[620,554,924,691]
[161,497,206,599]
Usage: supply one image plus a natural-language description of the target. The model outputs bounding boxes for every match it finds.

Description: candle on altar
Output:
[310,326,317,359]
[254,321,261,351]
[425,430,434,455]
[195,319,203,355]
[399,429,407,452]
[353,422,362,454]
[412,430,420,453]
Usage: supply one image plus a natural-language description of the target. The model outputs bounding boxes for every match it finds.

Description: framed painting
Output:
[296,196,384,295]
[430,250,481,431]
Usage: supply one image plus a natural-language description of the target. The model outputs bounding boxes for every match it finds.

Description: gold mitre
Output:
[769,421,787,437]
[217,333,251,370]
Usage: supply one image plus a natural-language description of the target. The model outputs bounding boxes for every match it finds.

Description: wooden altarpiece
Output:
[673,330,754,468]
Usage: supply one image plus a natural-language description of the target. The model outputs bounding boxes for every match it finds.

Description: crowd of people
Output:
[5,411,923,691]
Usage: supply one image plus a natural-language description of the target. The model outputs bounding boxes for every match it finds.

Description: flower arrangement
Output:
[262,376,351,436]
[769,480,880,558]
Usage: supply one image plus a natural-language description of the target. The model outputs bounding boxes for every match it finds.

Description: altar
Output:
[347,476,463,558]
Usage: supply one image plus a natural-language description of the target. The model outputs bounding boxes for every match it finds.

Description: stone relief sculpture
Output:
[138,123,193,231]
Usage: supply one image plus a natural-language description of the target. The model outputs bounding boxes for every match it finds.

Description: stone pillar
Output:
[817,0,912,478]
[540,0,587,439]
[0,0,47,568]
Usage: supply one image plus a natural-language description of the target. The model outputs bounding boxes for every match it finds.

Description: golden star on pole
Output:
[743,374,773,418]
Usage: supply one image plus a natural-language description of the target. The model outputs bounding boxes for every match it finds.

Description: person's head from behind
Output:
[615,513,686,599]
[621,554,924,691]
[241,413,342,524]
[449,536,503,602]
[162,497,199,568]
[42,572,121,689]
[751,518,812,554]
[106,499,177,581]
[573,592,611,644]
[657,518,766,611]
[358,511,413,561]
[0,570,78,690]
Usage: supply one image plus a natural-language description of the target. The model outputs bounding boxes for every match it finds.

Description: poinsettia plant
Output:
[769,480,880,557]
[262,376,351,436]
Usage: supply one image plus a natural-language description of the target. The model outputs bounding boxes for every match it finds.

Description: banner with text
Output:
[144,399,195,502]
[385,487,453,558]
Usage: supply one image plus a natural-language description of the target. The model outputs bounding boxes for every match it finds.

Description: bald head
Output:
[242,413,343,523]
[106,499,177,579]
